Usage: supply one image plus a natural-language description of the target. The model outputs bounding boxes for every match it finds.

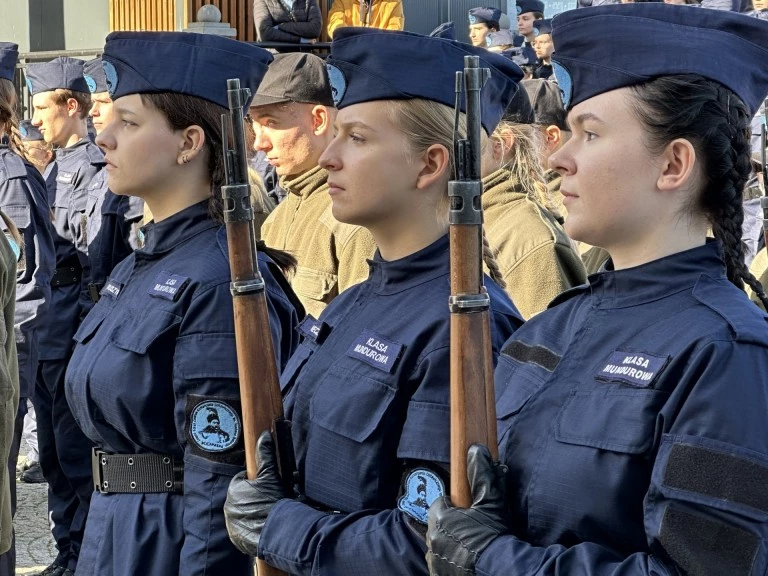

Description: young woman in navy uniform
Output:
[224,28,523,576]
[426,5,768,576]
[63,32,301,576]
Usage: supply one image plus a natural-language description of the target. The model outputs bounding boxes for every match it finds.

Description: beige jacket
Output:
[0,233,18,555]
[261,165,376,318]
[482,169,586,319]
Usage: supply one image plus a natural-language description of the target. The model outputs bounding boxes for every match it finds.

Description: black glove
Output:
[224,431,291,557]
[426,444,509,576]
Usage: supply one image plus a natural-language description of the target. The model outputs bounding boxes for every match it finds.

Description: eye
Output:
[349,133,365,143]
[122,119,136,128]
[585,131,597,142]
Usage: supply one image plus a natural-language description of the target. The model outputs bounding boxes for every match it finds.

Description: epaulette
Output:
[693,274,768,345]
[0,149,28,180]
[547,282,589,309]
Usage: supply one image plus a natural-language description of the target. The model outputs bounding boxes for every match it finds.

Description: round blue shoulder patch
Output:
[84,74,97,94]
[551,61,573,110]
[189,400,241,452]
[326,64,347,107]
[397,469,445,525]
[103,60,119,97]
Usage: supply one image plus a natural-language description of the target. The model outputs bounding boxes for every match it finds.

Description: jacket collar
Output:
[368,234,449,296]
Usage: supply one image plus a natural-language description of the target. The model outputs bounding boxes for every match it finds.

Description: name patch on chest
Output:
[596,350,669,388]
[346,330,403,373]
[148,271,189,301]
[298,315,330,344]
[100,279,122,299]
[56,171,75,185]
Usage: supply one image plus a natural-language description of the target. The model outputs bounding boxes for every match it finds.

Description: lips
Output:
[327,180,345,194]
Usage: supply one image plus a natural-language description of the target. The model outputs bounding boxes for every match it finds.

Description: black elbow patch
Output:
[501,341,561,372]
[660,506,759,576]
[664,443,768,514]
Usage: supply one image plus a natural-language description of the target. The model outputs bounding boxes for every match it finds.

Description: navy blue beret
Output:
[19,119,44,141]
[84,57,109,94]
[551,4,768,115]
[101,31,273,110]
[469,7,503,25]
[516,0,545,15]
[25,57,89,95]
[326,28,523,134]
[429,21,455,40]
[0,43,18,83]
[533,18,552,35]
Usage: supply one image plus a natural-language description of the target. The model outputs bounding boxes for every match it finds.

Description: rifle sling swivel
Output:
[230,277,265,296]
[449,293,490,313]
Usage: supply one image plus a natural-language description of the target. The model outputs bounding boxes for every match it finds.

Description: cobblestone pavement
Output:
[15,443,56,575]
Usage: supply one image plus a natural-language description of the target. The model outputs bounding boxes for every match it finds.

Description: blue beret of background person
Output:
[468,7,504,46]
[426,5,768,576]
[62,31,301,576]
[224,27,524,576]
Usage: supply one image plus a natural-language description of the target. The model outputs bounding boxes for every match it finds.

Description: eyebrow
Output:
[113,106,137,116]
[566,112,604,130]
[335,120,374,132]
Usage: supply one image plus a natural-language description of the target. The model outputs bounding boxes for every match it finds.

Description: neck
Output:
[542,57,551,65]
[143,179,211,223]
[61,124,87,148]
[607,221,708,270]
[370,209,447,262]
[524,32,536,42]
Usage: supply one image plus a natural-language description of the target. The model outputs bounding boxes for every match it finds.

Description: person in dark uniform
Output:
[516,0,545,68]
[224,27,524,576]
[82,56,143,313]
[0,41,55,576]
[426,5,768,575]
[63,31,300,576]
[26,56,101,576]
[532,19,553,79]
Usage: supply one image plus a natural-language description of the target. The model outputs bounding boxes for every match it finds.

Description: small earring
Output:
[182,155,189,164]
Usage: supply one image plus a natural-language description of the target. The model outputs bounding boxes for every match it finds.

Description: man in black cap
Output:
[26,56,105,576]
[251,52,375,318]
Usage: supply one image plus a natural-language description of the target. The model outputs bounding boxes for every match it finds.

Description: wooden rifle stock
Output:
[221,79,288,576]
[448,57,498,509]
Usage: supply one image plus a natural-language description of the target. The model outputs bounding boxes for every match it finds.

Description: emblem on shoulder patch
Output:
[84,74,97,94]
[326,64,347,107]
[398,469,445,525]
[189,401,241,452]
[103,60,119,96]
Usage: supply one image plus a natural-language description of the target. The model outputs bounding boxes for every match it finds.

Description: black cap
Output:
[520,79,567,130]
[250,52,334,108]
[503,82,535,125]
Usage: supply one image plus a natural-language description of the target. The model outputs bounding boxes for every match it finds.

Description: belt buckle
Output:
[91,448,107,493]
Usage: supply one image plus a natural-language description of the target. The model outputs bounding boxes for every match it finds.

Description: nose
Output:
[90,101,100,117]
[318,136,341,172]
[252,124,271,152]
[95,121,115,151]
[547,139,574,175]
[31,112,41,127]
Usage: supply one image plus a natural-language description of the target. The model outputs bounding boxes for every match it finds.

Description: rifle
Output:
[448,56,498,508]
[221,78,293,576]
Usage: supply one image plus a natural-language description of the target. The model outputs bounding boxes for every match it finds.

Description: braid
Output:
[482,227,506,289]
[629,75,768,309]
[8,123,31,164]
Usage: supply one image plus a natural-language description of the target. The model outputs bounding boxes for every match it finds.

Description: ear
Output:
[545,125,561,151]
[311,105,332,136]
[176,124,206,165]
[66,98,81,118]
[415,143,450,190]
[656,138,696,192]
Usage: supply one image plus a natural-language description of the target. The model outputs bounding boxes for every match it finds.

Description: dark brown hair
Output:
[140,92,296,274]
[51,89,91,119]
[630,74,768,309]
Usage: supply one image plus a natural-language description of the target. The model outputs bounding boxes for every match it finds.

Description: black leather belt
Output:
[51,266,81,288]
[92,449,184,494]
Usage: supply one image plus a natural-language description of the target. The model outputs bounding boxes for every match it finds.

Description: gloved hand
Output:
[426,444,509,576]
[225,431,291,557]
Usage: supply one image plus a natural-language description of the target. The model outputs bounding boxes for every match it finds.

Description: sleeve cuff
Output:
[259,499,328,573]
